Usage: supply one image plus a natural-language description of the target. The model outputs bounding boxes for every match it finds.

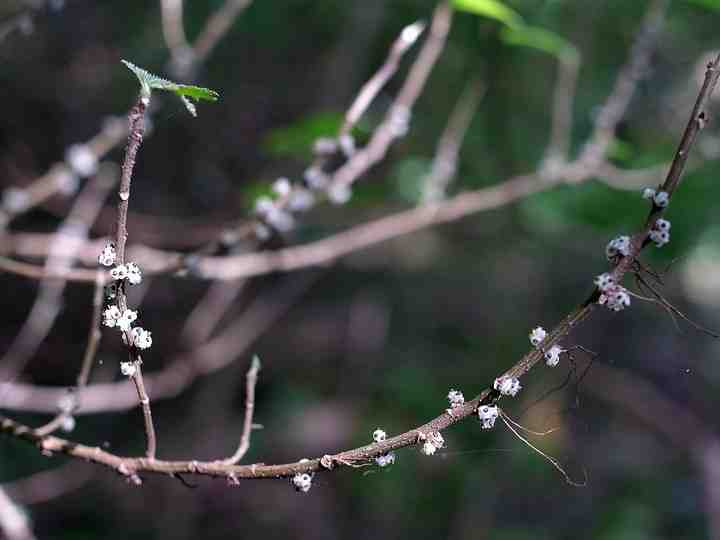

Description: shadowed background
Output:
[1,0,720,539]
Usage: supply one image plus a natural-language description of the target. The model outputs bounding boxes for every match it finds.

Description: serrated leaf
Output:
[500,24,578,62]
[452,0,524,29]
[174,84,220,102]
[121,59,219,115]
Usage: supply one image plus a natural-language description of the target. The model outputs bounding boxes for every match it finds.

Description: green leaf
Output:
[500,24,578,62]
[451,0,524,29]
[121,60,219,115]
[686,0,720,11]
[262,112,344,158]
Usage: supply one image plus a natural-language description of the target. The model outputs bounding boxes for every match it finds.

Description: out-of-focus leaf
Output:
[686,0,720,11]
[500,24,578,62]
[452,0,524,29]
[262,112,344,158]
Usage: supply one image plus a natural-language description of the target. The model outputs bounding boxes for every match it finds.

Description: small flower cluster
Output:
[494,376,521,397]
[98,242,143,286]
[371,428,396,467]
[477,405,499,429]
[419,431,444,456]
[252,131,376,239]
[290,460,314,493]
[649,218,671,248]
[109,262,142,285]
[606,235,631,261]
[99,242,151,351]
[529,326,563,368]
[642,187,669,208]
[103,305,137,331]
[595,272,631,312]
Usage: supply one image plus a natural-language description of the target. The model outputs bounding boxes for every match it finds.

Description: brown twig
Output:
[114,95,158,460]
[220,356,261,465]
[422,77,485,203]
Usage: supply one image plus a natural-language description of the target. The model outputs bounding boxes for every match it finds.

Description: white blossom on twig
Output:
[477,405,499,429]
[529,326,547,348]
[494,376,521,397]
[544,345,563,367]
[98,242,117,267]
[66,144,98,177]
[120,361,137,377]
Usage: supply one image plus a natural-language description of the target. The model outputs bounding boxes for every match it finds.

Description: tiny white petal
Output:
[372,429,387,443]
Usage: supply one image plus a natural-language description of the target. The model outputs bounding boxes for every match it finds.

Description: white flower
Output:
[109,264,128,281]
[287,188,315,212]
[102,305,122,328]
[600,286,631,312]
[265,207,295,232]
[125,262,142,285]
[653,190,669,208]
[529,326,547,348]
[642,187,656,200]
[117,309,138,332]
[419,431,444,456]
[375,452,396,467]
[304,167,329,190]
[327,182,352,205]
[254,196,274,216]
[272,178,292,198]
[338,134,356,158]
[372,429,387,443]
[313,137,338,156]
[98,242,117,267]
[60,415,76,433]
[655,218,671,232]
[447,389,465,408]
[594,272,615,292]
[291,472,313,493]
[2,188,29,213]
[477,405,499,429]
[544,345,563,367]
[120,361,137,377]
[494,376,521,397]
[649,229,670,247]
[65,144,98,177]
[130,327,152,349]
[606,235,631,260]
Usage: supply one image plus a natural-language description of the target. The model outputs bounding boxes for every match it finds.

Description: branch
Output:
[221,356,260,464]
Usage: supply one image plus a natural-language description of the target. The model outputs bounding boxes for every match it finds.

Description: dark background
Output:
[1,1,720,538]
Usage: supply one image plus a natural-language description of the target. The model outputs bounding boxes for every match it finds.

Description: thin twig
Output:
[0,487,35,540]
[422,77,485,203]
[221,356,261,464]
[115,95,158,460]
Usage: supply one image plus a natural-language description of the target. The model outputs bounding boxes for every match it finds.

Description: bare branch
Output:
[221,356,261,465]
